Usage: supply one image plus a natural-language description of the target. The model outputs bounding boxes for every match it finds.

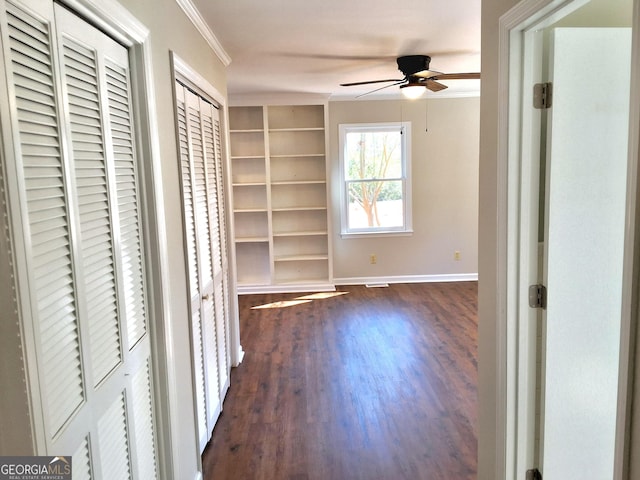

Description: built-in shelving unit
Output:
[228,102,333,293]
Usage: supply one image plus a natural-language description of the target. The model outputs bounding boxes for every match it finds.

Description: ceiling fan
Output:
[340,55,480,98]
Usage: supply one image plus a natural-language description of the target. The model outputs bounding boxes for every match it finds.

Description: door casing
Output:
[498,0,640,478]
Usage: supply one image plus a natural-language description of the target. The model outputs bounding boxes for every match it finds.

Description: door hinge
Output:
[526,468,542,480]
[529,284,547,309]
[533,82,553,109]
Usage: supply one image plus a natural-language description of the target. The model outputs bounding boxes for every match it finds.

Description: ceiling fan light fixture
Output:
[400,84,426,99]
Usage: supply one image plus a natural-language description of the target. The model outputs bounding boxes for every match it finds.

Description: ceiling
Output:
[191,0,481,101]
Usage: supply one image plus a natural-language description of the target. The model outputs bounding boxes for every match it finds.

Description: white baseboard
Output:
[236,275,477,294]
[233,345,245,366]
[333,273,478,286]
[237,282,336,295]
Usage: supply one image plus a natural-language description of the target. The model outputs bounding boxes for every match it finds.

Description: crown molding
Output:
[175,0,231,66]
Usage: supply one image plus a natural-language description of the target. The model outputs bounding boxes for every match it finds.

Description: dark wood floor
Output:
[202,282,478,480]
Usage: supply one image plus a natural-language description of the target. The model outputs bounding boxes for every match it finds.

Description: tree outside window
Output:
[339,122,412,235]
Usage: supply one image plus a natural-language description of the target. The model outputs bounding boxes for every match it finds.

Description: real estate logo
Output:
[0,456,71,480]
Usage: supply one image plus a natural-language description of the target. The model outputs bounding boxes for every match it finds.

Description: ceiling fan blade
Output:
[431,72,481,80]
[340,78,404,87]
[426,80,448,92]
[356,80,407,98]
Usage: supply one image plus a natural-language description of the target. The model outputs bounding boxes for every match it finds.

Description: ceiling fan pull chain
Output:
[425,98,429,133]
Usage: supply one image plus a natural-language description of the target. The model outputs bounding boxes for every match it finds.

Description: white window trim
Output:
[338,122,413,237]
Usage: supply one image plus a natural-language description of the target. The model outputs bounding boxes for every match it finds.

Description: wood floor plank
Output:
[202,282,478,480]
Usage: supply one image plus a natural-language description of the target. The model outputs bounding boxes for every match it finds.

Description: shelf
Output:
[271,206,327,212]
[273,235,327,259]
[271,182,327,210]
[274,254,329,262]
[270,155,326,183]
[233,210,268,239]
[269,153,324,158]
[267,105,324,130]
[271,180,325,186]
[272,209,327,234]
[229,130,265,157]
[232,183,267,211]
[229,103,331,292]
[229,106,264,131]
[233,182,267,187]
[233,208,268,213]
[268,127,324,132]
[273,230,327,237]
[269,130,325,156]
[274,258,329,284]
[235,236,269,243]
[230,128,263,133]
[236,242,270,285]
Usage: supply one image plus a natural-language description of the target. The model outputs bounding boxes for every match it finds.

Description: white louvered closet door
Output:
[175,81,230,453]
[1,1,157,478]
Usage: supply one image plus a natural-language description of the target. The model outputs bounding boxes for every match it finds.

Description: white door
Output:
[0,1,157,477]
[175,82,230,453]
[539,26,632,478]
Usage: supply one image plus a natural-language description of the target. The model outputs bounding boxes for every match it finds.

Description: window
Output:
[339,122,412,236]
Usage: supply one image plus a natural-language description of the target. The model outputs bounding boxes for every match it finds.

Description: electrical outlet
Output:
[370,254,377,264]
[454,251,461,261]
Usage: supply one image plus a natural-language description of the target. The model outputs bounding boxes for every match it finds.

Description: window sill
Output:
[340,229,414,239]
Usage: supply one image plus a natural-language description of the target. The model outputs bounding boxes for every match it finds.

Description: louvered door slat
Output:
[72,437,93,480]
[10,39,51,70]
[201,102,228,395]
[131,359,158,480]
[13,62,57,92]
[187,101,214,287]
[105,59,147,349]
[192,308,208,448]
[97,393,132,480]
[61,36,122,387]
[6,2,85,435]
[202,295,220,415]
[176,88,199,300]
[16,87,57,109]
[214,118,229,391]
[202,112,221,276]
[7,8,49,40]
[38,283,74,311]
[214,279,228,391]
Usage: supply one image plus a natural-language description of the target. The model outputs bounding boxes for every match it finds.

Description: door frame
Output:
[497,0,640,478]
[54,0,177,477]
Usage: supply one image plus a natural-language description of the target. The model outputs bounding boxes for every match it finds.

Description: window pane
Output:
[345,130,402,180]
[347,180,404,229]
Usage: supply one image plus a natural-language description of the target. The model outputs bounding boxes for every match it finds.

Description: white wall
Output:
[328,97,479,283]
